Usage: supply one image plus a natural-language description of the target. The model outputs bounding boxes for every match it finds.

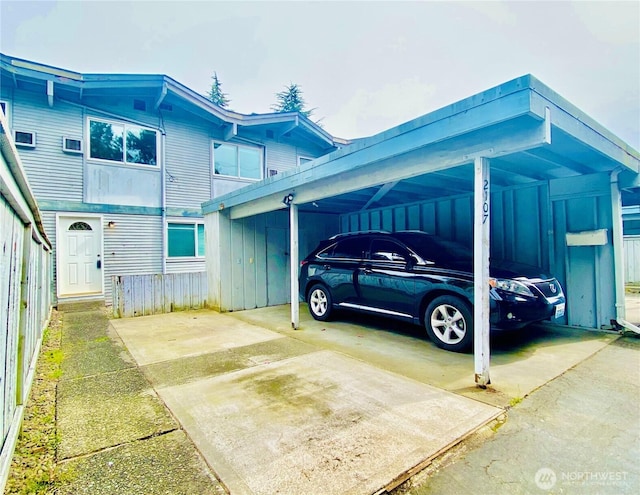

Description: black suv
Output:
[299,230,565,352]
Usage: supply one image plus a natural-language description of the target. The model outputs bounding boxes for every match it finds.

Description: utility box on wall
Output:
[566,229,609,247]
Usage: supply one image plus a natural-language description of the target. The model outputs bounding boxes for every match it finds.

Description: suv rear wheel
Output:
[425,295,473,352]
[308,284,333,321]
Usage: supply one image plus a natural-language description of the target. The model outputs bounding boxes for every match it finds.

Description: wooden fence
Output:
[1,113,52,493]
[624,235,640,283]
[111,272,209,318]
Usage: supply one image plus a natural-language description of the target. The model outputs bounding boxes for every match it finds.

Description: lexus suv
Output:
[299,231,566,352]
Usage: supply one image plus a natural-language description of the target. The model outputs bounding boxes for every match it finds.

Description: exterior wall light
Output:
[107,221,116,228]
[282,193,294,207]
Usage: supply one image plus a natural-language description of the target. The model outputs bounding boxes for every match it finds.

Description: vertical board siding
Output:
[340,183,550,271]
[1,197,23,450]
[1,167,52,494]
[214,211,339,312]
[12,93,84,202]
[550,173,615,328]
[624,236,640,283]
[112,272,208,318]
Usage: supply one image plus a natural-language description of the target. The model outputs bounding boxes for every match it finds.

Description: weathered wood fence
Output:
[624,235,640,283]
[1,113,52,493]
[111,272,208,318]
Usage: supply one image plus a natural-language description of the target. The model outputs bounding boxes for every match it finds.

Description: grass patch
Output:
[5,310,75,494]
[509,396,523,408]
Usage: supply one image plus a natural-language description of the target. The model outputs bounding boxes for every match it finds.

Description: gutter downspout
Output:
[610,168,640,334]
[161,130,167,275]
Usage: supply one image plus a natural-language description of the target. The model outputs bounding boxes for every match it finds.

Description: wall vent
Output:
[62,136,83,154]
[14,130,36,148]
[266,130,274,139]
[133,99,146,111]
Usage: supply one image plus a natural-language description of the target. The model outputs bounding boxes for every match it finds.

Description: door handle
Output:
[97,255,102,269]
[359,265,372,274]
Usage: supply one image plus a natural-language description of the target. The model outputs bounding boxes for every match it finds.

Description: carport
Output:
[202,74,640,385]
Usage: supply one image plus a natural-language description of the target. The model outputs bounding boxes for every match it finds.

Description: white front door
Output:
[58,216,103,296]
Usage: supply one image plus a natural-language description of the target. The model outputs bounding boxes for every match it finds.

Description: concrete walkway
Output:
[401,335,640,495]
[111,310,501,495]
[55,306,225,495]
[53,303,638,494]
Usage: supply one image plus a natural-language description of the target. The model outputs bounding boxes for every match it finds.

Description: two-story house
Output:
[0,53,343,306]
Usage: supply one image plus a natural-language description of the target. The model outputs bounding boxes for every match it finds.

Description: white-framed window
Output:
[213,142,263,180]
[298,156,313,166]
[167,221,205,258]
[88,117,158,166]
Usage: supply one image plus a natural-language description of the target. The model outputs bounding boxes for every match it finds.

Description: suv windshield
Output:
[393,232,473,263]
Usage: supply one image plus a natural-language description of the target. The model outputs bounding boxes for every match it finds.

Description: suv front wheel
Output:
[425,295,473,352]
[307,284,333,321]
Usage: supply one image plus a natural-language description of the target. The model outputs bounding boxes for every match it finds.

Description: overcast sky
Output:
[1,0,638,148]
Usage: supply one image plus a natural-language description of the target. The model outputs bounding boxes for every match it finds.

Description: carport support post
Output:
[474,156,491,387]
[290,202,300,329]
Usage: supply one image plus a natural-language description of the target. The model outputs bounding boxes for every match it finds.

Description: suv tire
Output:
[308,284,333,321]
[425,295,473,352]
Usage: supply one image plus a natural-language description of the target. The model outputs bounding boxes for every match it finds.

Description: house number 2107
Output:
[482,179,489,224]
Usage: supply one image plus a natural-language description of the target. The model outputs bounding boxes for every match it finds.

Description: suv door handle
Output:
[360,265,372,274]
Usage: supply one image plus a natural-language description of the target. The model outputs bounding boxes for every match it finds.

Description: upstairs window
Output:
[89,118,158,166]
[0,101,8,121]
[167,222,205,258]
[213,142,262,180]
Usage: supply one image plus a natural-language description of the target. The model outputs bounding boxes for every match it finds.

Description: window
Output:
[14,131,36,148]
[370,239,407,262]
[318,237,370,260]
[0,101,8,122]
[89,118,158,166]
[167,223,205,258]
[213,142,262,180]
[63,136,83,154]
[69,221,92,231]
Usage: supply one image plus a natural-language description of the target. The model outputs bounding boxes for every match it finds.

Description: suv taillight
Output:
[300,260,309,267]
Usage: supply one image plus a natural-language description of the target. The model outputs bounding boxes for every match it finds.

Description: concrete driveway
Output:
[110,305,616,495]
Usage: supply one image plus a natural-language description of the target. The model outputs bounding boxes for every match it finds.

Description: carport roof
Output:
[203,74,640,219]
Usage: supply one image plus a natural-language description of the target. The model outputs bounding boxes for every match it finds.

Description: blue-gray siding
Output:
[214,211,339,311]
[11,91,84,202]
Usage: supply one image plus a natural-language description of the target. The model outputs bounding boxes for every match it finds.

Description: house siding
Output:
[11,92,84,202]
[103,213,164,305]
[4,68,336,308]
[164,116,212,209]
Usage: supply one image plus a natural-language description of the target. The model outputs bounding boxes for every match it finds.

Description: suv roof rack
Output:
[328,230,390,240]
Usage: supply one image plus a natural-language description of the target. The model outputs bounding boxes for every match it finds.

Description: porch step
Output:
[57,299,106,313]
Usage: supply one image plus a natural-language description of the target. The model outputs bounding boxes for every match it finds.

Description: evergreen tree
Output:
[206,72,230,108]
[271,83,314,119]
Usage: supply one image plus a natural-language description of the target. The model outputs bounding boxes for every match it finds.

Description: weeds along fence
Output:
[0,114,53,493]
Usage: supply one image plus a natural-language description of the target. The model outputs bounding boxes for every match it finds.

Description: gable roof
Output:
[0,53,345,150]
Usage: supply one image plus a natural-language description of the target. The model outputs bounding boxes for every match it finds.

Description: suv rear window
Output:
[318,236,370,259]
